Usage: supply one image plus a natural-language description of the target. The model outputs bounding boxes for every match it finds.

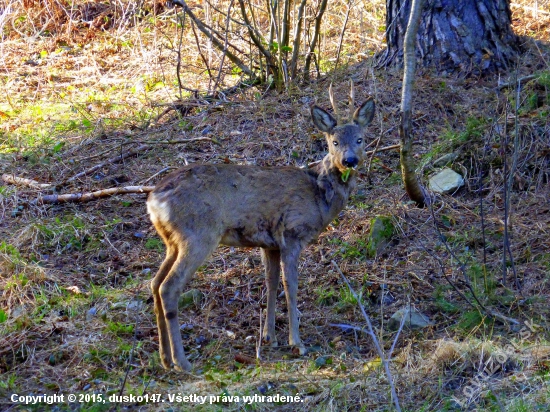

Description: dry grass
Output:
[0,1,550,411]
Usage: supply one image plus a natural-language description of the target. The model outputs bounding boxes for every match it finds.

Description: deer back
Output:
[147,96,375,251]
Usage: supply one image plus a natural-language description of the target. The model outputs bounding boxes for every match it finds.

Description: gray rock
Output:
[126,300,144,312]
[10,305,26,319]
[388,307,432,331]
[429,168,464,194]
[366,216,394,258]
[86,307,98,320]
[433,153,458,168]
[179,289,204,309]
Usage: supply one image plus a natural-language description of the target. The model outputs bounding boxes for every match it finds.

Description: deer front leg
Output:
[280,244,307,355]
[261,248,281,347]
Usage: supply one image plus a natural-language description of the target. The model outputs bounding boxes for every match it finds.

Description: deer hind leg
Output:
[151,241,177,369]
[280,243,307,355]
[159,232,219,371]
[261,248,281,347]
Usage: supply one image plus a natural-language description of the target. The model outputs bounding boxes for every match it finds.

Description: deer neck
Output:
[313,154,357,216]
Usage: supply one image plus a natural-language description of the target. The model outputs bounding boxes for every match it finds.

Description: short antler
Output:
[349,80,355,119]
[329,83,339,120]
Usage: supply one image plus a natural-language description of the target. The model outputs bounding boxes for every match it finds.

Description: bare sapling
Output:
[147,84,375,371]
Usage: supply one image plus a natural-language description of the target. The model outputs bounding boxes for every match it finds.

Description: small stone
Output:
[429,168,464,194]
[10,305,26,319]
[86,307,98,320]
[388,307,432,331]
[126,300,143,311]
[179,289,204,309]
[315,356,328,368]
[258,384,268,395]
[48,352,64,365]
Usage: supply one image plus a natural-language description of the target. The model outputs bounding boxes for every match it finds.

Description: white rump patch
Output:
[147,194,171,224]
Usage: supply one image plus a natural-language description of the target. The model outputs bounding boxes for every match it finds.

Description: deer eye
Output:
[333,141,339,146]
[357,138,363,144]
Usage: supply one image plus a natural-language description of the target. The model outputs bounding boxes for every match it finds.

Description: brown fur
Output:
[147,97,375,371]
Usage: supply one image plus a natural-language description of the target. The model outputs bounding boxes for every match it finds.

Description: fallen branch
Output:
[63,144,151,185]
[62,138,212,186]
[146,137,215,145]
[139,167,177,184]
[234,353,256,365]
[2,174,52,189]
[33,186,155,205]
[367,143,401,155]
[497,74,536,89]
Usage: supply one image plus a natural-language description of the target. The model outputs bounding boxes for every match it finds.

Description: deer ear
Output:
[311,105,337,132]
[353,98,375,128]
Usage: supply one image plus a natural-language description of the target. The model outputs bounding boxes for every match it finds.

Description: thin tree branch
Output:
[334,0,353,70]
[190,20,214,83]
[237,0,272,62]
[212,0,236,94]
[62,144,151,185]
[425,196,520,325]
[331,261,402,412]
[139,167,177,184]
[171,0,255,78]
[304,0,328,81]
[175,8,187,100]
[506,65,521,289]
[289,0,307,79]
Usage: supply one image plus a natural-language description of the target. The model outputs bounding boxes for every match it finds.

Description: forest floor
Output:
[0,1,549,411]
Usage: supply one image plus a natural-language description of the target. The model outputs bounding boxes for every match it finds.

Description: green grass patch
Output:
[105,321,134,336]
[457,310,487,332]
[145,238,164,251]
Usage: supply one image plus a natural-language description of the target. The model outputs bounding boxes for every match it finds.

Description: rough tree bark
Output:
[379,0,520,73]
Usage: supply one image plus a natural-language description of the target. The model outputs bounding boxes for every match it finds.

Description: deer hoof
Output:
[262,335,278,347]
[160,353,173,370]
[173,358,193,372]
[292,345,308,356]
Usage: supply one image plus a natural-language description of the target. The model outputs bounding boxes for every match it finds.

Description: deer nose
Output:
[343,157,359,168]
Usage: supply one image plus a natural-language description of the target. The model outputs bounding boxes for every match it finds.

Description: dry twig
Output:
[2,174,52,189]
[33,186,155,205]
[331,260,401,412]
[62,144,151,185]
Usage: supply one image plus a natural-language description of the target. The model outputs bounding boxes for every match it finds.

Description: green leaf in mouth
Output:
[341,168,352,182]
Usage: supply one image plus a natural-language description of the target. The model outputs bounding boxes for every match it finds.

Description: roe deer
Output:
[147,85,375,371]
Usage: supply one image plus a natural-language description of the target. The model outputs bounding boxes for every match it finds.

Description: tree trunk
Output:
[379,0,520,73]
[400,0,427,208]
